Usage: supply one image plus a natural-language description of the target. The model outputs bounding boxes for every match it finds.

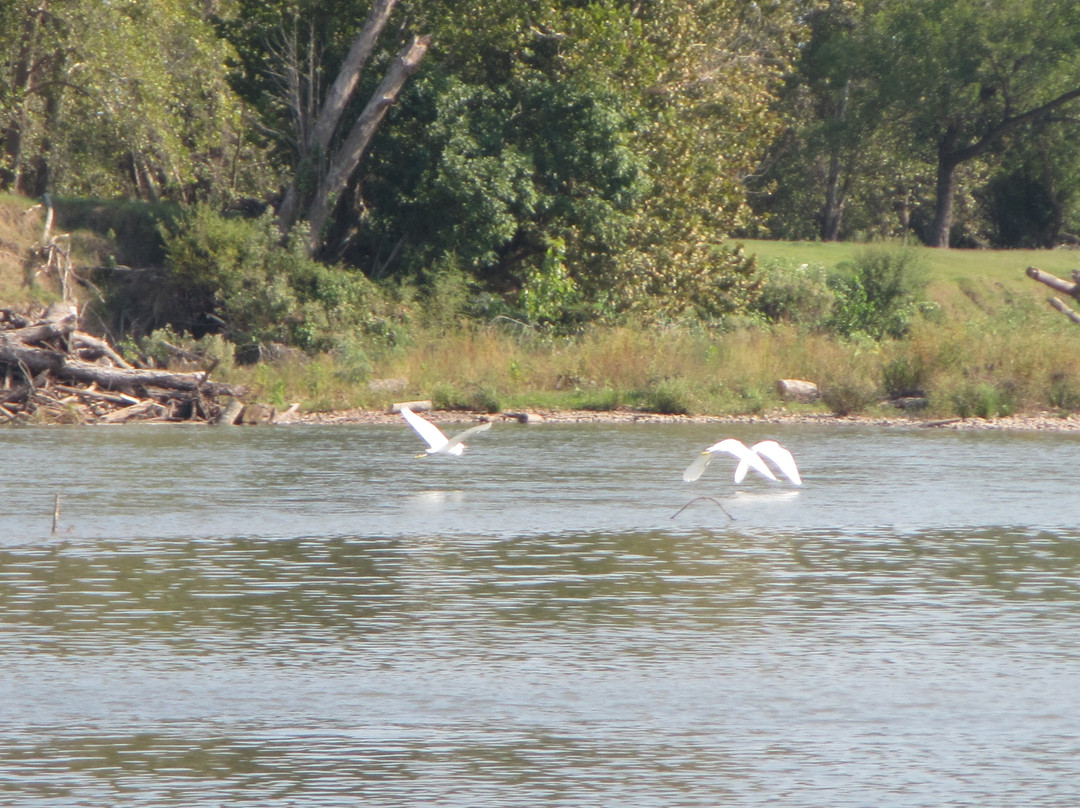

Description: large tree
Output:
[346,0,802,320]
[864,0,1080,247]
[1,0,259,201]
[221,0,431,256]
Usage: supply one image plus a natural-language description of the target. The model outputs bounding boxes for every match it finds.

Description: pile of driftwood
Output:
[0,304,250,424]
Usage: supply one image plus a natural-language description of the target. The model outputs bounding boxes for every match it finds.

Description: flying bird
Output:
[400,405,491,456]
[734,440,802,485]
[683,438,802,485]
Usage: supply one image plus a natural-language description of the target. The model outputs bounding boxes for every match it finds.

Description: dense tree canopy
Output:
[211,0,803,319]
[5,0,1080,344]
[1,0,268,202]
[753,0,1080,247]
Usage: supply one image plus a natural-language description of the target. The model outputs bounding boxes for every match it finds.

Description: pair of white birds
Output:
[400,405,802,486]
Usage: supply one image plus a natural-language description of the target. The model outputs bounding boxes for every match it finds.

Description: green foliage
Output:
[951,382,1017,419]
[635,379,696,415]
[1,0,271,202]
[574,388,624,412]
[820,379,877,416]
[54,197,178,266]
[752,0,1080,246]
[132,326,236,372]
[155,205,404,359]
[431,383,501,413]
[1049,373,1080,411]
[359,63,647,301]
[327,0,798,318]
[983,167,1059,249]
[981,122,1080,247]
[414,255,474,331]
[519,238,584,327]
[880,353,927,399]
[824,247,929,340]
[750,259,835,326]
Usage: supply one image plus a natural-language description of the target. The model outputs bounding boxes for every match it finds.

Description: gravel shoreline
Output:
[288,407,1080,432]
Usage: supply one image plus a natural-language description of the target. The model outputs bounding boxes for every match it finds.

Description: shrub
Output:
[104,205,409,360]
[880,353,927,399]
[820,379,877,416]
[130,326,236,372]
[751,259,835,326]
[952,382,1017,419]
[1049,373,1080,411]
[431,382,501,413]
[637,378,695,415]
[825,247,929,340]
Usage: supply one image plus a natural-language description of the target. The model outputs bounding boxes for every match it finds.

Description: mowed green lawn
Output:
[733,238,1080,317]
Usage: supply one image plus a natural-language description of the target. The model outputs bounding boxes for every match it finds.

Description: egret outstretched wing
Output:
[683,438,778,483]
[735,439,802,485]
[400,405,491,456]
[400,405,450,452]
[441,421,492,453]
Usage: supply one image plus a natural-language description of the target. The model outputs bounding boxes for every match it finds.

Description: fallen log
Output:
[98,399,169,423]
[0,337,244,397]
[71,332,133,368]
[0,319,244,397]
[53,384,140,406]
[58,359,244,397]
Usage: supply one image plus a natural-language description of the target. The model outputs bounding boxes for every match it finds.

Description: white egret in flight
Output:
[683,438,802,485]
[400,405,491,456]
[674,438,801,520]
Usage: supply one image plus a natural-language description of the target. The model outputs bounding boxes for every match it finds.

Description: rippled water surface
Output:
[2,422,1079,806]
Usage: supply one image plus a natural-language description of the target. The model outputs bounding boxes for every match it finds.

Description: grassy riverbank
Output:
[214,238,1080,421]
[6,194,1080,423]
[220,258,1080,422]
[218,314,1080,421]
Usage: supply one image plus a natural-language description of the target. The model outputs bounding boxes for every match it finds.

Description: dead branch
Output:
[1028,266,1080,324]
[1027,266,1080,299]
[1050,296,1080,325]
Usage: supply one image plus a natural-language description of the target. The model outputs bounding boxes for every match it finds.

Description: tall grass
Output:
[9,194,1079,420]
[221,304,1080,419]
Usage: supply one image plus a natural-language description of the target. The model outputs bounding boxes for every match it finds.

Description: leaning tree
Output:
[224,0,429,256]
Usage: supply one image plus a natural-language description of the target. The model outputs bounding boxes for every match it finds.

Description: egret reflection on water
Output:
[400,405,492,456]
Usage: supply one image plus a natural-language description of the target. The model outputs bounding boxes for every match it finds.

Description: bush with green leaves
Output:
[950,382,1017,419]
[151,205,406,360]
[750,259,835,326]
[880,353,927,399]
[130,326,236,372]
[824,247,929,340]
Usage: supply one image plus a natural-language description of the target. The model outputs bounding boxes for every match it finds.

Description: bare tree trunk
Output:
[1,1,47,192]
[27,64,63,198]
[309,0,398,157]
[821,150,845,241]
[819,79,849,242]
[929,87,1080,248]
[277,0,400,232]
[930,126,960,248]
[305,34,431,255]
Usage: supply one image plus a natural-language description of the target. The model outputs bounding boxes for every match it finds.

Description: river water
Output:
[1,421,1079,806]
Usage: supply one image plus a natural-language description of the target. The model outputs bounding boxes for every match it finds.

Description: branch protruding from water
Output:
[670,496,735,520]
